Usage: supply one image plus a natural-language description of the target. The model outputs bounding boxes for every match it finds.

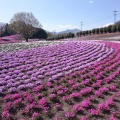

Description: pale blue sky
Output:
[0,0,120,32]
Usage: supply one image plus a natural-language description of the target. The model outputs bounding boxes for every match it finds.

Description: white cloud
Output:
[102,23,113,27]
[57,24,78,29]
[89,0,94,4]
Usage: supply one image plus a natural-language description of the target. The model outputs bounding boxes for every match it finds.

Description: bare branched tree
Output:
[10,12,42,42]
[0,23,6,39]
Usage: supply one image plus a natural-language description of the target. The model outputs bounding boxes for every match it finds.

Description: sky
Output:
[0,0,120,32]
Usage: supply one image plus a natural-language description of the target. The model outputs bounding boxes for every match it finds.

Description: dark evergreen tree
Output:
[33,28,48,39]
[117,24,120,32]
[115,21,120,32]
[3,23,10,36]
[82,31,85,36]
[88,30,91,35]
[0,23,5,39]
[76,32,79,37]
[112,25,117,32]
[95,28,99,34]
[92,29,95,34]
[80,31,83,36]
[115,21,120,26]
[99,27,103,34]
[69,32,74,38]
[103,27,107,33]
[85,30,88,35]
[107,25,112,33]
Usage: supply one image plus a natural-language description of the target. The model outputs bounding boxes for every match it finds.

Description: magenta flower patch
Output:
[0,41,120,120]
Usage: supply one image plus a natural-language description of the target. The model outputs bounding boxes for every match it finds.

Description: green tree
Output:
[115,21,120,32]
[64,33,68,38]
[112,25,117,32]
[82,31,85,36]
[99,27,103,34]
[107,25,112,33]
[2,23,11,36]
[0,22,5,39]
[103,27,107,33]
[69,32,74,38]
[85,30,88,35]
[80,31,83,36]
[76,32,81,37]
[115,21,120,26]
[95,28,99,34]
[10,12,41,42]
[76,32,79,37]
[117,24,120,32]
[33,28,48,39]
[92,29,95,34]
[88,30,91,35]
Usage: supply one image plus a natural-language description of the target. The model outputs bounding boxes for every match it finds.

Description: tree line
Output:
[46,32,75,40]
[76,21,120,37]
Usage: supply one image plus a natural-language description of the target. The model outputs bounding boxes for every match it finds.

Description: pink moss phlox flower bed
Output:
[0,41,120,120]
[0,34,40,44]
[0,35,23,44]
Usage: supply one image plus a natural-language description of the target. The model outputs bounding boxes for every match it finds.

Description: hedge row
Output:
[76,22,120,37]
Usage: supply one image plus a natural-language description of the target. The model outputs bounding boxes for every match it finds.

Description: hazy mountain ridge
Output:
[58,29,80,34]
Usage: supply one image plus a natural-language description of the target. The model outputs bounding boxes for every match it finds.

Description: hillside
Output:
[58,29,80,34]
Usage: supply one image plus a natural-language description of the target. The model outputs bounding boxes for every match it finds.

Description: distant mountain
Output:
[51,31,58,35]
[58,29,80,34]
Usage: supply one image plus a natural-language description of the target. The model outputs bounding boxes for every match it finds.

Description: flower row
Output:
[0,41,113,93]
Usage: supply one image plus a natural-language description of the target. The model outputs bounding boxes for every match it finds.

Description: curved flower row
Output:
[0,41,113,94]
[0,41,120,120]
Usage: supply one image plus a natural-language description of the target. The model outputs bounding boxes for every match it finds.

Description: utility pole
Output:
[81,21,83,31]
[113,10,118,24]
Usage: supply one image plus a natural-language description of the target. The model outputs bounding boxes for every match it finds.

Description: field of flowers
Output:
[0,34,42,44]
[0,41,120,120]
[0,35,23,44]
[0,40,66,53]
